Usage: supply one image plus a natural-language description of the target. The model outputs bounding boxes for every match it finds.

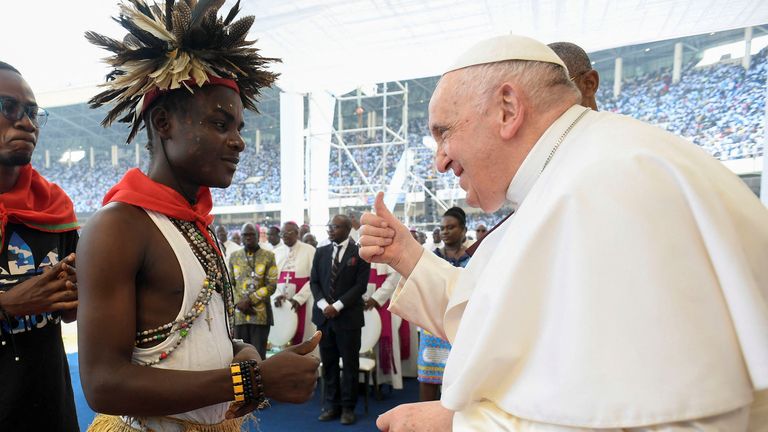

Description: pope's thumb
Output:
[374,192,395,223]
[293,331,322,355]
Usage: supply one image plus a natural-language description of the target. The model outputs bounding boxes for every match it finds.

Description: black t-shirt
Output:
[0,223,79,431]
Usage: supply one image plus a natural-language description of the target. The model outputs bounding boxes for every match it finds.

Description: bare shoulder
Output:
[78,202,152,261]
[82,203,149,236]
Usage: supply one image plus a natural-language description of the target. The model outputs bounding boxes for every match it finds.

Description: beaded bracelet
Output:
[230,360,257,403]
[251,362,269,410]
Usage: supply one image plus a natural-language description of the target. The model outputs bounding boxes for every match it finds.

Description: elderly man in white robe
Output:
[359,35,768,431]
[272,222,316,346]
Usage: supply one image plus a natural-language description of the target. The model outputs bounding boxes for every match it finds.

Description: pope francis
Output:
[359,35,768,431]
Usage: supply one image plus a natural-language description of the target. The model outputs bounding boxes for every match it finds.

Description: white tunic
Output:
[222,240,242,268]
[127,210,234,431]
[364,263,405,389]
[390,106,768,430]
[272,241,316,342]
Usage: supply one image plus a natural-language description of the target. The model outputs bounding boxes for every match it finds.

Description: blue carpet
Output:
[68,353,419,431]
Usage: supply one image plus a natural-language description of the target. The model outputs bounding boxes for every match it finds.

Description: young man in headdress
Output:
[0,61,80,431]
[76,2,320,431]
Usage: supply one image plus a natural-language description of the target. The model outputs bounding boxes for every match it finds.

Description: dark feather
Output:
[150,4,163,21]
[173,1,192,42]
[222,15,254,48]
[114,47,166,65]
[106,70,126,82]
[126,117,144,143]
[165,0,175,30]
[118,111,135,124]
[123,33,145,48]
[116,15,166,48]
[84,31,126,54]
[88,88,125,108]
[190,0,225,30]
[101,96,139,127]
[201,10,224,45]
[222,0,240,25]
[129,0,154,19]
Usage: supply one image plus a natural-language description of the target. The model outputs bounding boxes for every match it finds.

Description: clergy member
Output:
[273,222,316,345]
[363,263,410,390]
[360,35,768,431]
[348,211,362,242]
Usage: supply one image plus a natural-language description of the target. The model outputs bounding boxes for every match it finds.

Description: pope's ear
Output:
[499,82,525,140]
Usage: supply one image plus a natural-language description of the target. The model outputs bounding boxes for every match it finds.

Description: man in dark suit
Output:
[310,214,371,425]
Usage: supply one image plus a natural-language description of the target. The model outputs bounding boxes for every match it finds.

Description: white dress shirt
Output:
[316,237,350,312]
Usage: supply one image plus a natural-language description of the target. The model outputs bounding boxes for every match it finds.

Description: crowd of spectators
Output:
[599,49,766,160]
[34,50,765,218]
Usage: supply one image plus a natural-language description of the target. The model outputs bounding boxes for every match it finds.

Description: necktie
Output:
[465,211,514,257]
[329,244,342,297]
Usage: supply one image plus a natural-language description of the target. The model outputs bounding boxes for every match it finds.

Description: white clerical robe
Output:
[364,263,410,389]
[390,106,768,430]
[272,241,315,344]
[222,240,242,267]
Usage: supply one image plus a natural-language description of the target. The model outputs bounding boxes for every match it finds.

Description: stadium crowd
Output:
[598,49,766,160]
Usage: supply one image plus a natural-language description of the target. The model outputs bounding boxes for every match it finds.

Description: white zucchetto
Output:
[446,34,568,75]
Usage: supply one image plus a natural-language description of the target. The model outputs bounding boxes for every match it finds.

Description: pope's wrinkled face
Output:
[429,71,508,212]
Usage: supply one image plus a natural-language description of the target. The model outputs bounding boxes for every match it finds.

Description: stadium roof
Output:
[3,0,768,105]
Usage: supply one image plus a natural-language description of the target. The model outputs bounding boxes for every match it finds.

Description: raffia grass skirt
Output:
[88,414,246,432]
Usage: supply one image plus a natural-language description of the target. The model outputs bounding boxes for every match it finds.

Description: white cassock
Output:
[423,240,443,252]
[222,241,242,268]
[390,106,768,431]
[364,263,417,389]
[350,227,360,242]
[272,241,316,345]
[259,241,281,252]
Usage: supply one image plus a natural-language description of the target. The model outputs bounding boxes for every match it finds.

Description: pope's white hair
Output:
[455,60,581,113]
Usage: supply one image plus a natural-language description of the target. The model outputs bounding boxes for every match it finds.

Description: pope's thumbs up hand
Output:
[359,192,423,278]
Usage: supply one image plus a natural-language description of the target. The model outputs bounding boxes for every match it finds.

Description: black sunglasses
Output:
[0,96,48,127]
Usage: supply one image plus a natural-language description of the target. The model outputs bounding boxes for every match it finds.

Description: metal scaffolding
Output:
[329,81,409,205]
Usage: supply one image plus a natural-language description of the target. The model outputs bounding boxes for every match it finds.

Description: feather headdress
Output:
[87,0,280,143]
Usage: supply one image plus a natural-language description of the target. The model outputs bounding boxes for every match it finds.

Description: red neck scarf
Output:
[102,168,220,253]
[0,164,79,247]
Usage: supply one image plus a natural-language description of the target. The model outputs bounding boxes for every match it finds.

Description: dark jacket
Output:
[310,240,370,329]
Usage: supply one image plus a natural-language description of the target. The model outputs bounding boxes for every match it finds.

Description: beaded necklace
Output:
[134,218,234,366]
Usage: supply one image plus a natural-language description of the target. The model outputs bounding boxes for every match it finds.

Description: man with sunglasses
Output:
[0,61,80,430]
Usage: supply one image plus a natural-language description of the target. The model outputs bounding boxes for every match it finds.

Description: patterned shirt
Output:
[228,247,278,326]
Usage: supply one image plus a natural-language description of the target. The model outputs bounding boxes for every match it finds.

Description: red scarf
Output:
[102,168,219,253]
[0,164,79,247]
